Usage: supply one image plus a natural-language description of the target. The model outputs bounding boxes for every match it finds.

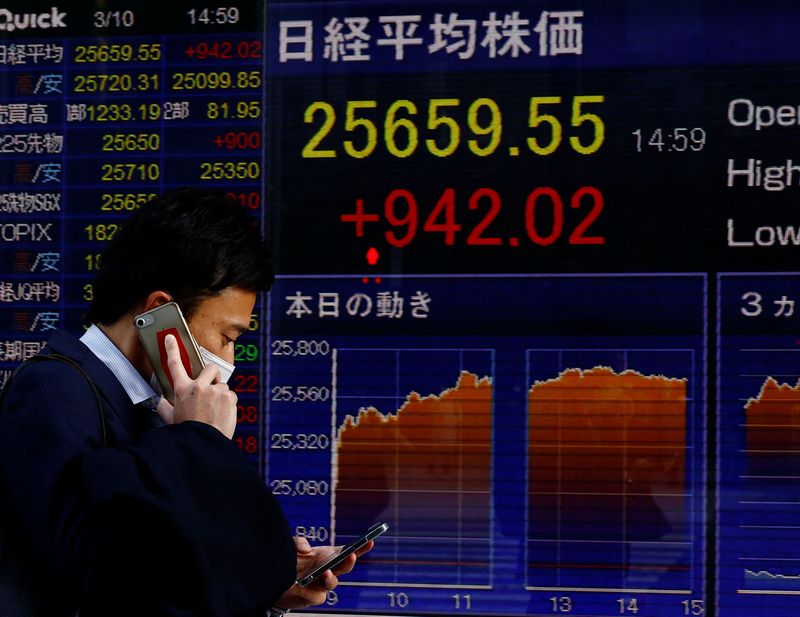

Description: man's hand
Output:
[275,536,374,610]
[156,334,238,439]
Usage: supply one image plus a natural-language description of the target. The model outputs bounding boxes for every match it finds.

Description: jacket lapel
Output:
[45,330,140,441]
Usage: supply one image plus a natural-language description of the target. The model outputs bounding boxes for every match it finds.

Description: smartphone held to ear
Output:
[134,302,204,404]
[296,522,388,587]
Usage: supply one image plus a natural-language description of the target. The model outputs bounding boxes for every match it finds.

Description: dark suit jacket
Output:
[0,330,296,616]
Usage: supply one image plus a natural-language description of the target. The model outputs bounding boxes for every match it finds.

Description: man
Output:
[0,189,365,616]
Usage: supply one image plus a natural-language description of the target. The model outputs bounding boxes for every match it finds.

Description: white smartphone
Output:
[296,522,388,587]
[134,302,204,404]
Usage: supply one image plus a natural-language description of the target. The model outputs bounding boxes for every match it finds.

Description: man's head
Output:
[85,188,273,361]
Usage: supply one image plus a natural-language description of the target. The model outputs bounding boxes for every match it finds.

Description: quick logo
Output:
[0,7,67,31]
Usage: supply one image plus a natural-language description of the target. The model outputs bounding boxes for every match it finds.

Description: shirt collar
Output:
[80,324,160,408]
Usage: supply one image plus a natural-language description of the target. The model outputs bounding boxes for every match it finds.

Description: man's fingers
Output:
[330,552,357,576]
[277,581,331,611]
[318,570,339,590]
[155,396,175,424]
[163,334,192,388]
[160,335,236,438]
[195,362,222,387]
[354,540,374,558]
[294,536,313,554]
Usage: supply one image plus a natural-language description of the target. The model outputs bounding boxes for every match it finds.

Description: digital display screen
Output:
[2,1,800,616]
[0,1,266,463]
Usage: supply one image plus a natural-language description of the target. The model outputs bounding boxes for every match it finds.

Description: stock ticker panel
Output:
[0,2,266,463]
[2,1,800,616]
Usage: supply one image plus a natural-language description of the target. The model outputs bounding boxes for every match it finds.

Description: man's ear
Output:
[139,291,172,314]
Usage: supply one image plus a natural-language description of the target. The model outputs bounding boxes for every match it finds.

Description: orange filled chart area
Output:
[266,274,705,614]
[527,352,697,595]
[745,378,800,479]
[730,371,800,602]
[739,381,800,592]
[332,353,494,588]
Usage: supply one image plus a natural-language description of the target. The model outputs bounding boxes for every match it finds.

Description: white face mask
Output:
[199,346,235,383]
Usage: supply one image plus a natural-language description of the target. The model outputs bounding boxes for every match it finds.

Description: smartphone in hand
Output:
[134,301,204,403]
[296,522,388,587]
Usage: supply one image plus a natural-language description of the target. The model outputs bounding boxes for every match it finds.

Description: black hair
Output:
[85,188,274,325]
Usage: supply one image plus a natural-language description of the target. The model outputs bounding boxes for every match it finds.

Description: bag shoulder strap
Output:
[0,353,107,447]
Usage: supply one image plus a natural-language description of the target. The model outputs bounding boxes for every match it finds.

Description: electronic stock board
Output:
[2,2,800,616]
